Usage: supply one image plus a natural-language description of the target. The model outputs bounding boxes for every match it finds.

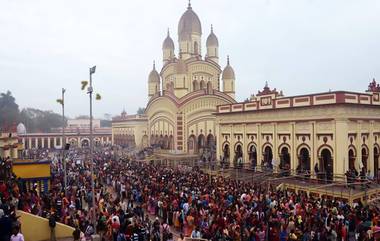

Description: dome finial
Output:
[227,55,230,65]
[211,24,213,33]
[188,0,191,9]
[153,60,156,70]
[167,28,170,37]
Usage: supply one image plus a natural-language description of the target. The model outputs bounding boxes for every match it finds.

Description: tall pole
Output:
[89,67,96,233]
[62,88,67,196]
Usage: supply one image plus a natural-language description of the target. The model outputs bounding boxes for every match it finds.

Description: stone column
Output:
[311,121,317,177]
[216,119,221,163]
[369,121,375,175]
[291,122,296,172]
[41,138,44,148]
[28,138,32,149]
[257,124,262,168]
[273,122,278,169]
[243,123,248,163]
[355,121,362,171]
[335,118,348,178]
[47,137,51,149]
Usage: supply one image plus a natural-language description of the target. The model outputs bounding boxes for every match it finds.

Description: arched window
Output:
[194,41,198,55]
[320,149,333,181]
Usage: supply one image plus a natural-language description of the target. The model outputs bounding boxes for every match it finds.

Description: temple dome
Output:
[148,62,160,82]
[162,30,175,50]
[222,56,235,80]
[206,26,218,47]
[178,2,202,41]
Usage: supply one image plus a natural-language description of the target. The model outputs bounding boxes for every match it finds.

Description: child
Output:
[10,226,24,241]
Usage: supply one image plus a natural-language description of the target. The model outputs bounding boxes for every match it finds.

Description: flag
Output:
[96,93,102,100]
[81,81,88,90]
[90,66,96,74]
[56,99,63,105]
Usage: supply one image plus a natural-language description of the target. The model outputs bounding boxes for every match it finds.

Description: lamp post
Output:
[57,88,66,195]
[82,66,100,233]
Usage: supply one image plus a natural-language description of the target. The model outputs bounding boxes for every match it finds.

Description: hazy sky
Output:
[1,0,379,118]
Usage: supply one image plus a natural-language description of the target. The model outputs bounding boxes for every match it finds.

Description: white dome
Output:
[162,30,175,50]
[178,2,202,41]
[17,123,26,135]
[148,62,160,82]
[206,26,219,47]
[222,56,235,80]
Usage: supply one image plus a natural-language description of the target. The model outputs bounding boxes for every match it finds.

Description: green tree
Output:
[0,91,20,129]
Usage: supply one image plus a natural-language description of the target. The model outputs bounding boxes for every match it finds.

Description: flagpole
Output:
[62,88,67,196]
[89,66,96,233]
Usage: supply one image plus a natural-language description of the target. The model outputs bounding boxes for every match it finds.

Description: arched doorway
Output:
[299,148,310,174]
[263,146,273,168]
[163,135,169,149]
[168,135,174,150]
[222,143,230,164]
[205,134,215,162]
[206,134,215,149]
[374,146,379,180]
[81,139,89,148]
[188,135,196,154]
[234,144,243,168]
[248,145,257,169]
[69,138,77,147]
[142,135,148,148]
[150,135,155,146]
[198,134,205,154]
[348,149,355,170]
[320,148,333,181]
[361,147,368,171]
[280,147,291,174]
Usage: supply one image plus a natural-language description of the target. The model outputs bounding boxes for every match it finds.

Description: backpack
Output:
[49,216,56,228]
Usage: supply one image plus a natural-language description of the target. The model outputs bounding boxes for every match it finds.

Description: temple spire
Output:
[227,55,230,65]
[211,24,213,33]
[153,60,156,70]
[188,0,191,9]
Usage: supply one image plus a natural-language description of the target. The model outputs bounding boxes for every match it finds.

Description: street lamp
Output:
[56,88,66,195]
[81,66,101,233]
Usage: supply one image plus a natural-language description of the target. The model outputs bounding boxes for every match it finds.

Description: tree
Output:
[0,91,20,129]
[20,108,65,133]
[137,107,145,115]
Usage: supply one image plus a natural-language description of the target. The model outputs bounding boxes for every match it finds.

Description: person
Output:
[0,209,12,241]
[48,212,57,241]
[73,226,81,241]
[10,226,24,241]
[314,163,319,179]
[191,226,201,239]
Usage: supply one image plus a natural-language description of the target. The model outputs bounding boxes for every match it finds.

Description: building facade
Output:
[17,123,112,149]
[113,2,237,156]
[215,80,380,180]
[112,111,148,148]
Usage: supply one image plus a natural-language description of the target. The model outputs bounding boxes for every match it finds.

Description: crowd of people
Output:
[1,146,380,241]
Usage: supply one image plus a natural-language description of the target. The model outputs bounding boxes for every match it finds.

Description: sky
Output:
[0,0,379,119]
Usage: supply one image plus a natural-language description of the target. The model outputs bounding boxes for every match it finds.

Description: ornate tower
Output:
[162,29,175,64]
[148,61,160,98]
[206,25,219,64]
[178,1,202,60]
[222,56,236,99]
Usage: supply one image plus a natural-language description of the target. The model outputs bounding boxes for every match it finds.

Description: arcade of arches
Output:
[20,133,111,150]
[216,87,380,180]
